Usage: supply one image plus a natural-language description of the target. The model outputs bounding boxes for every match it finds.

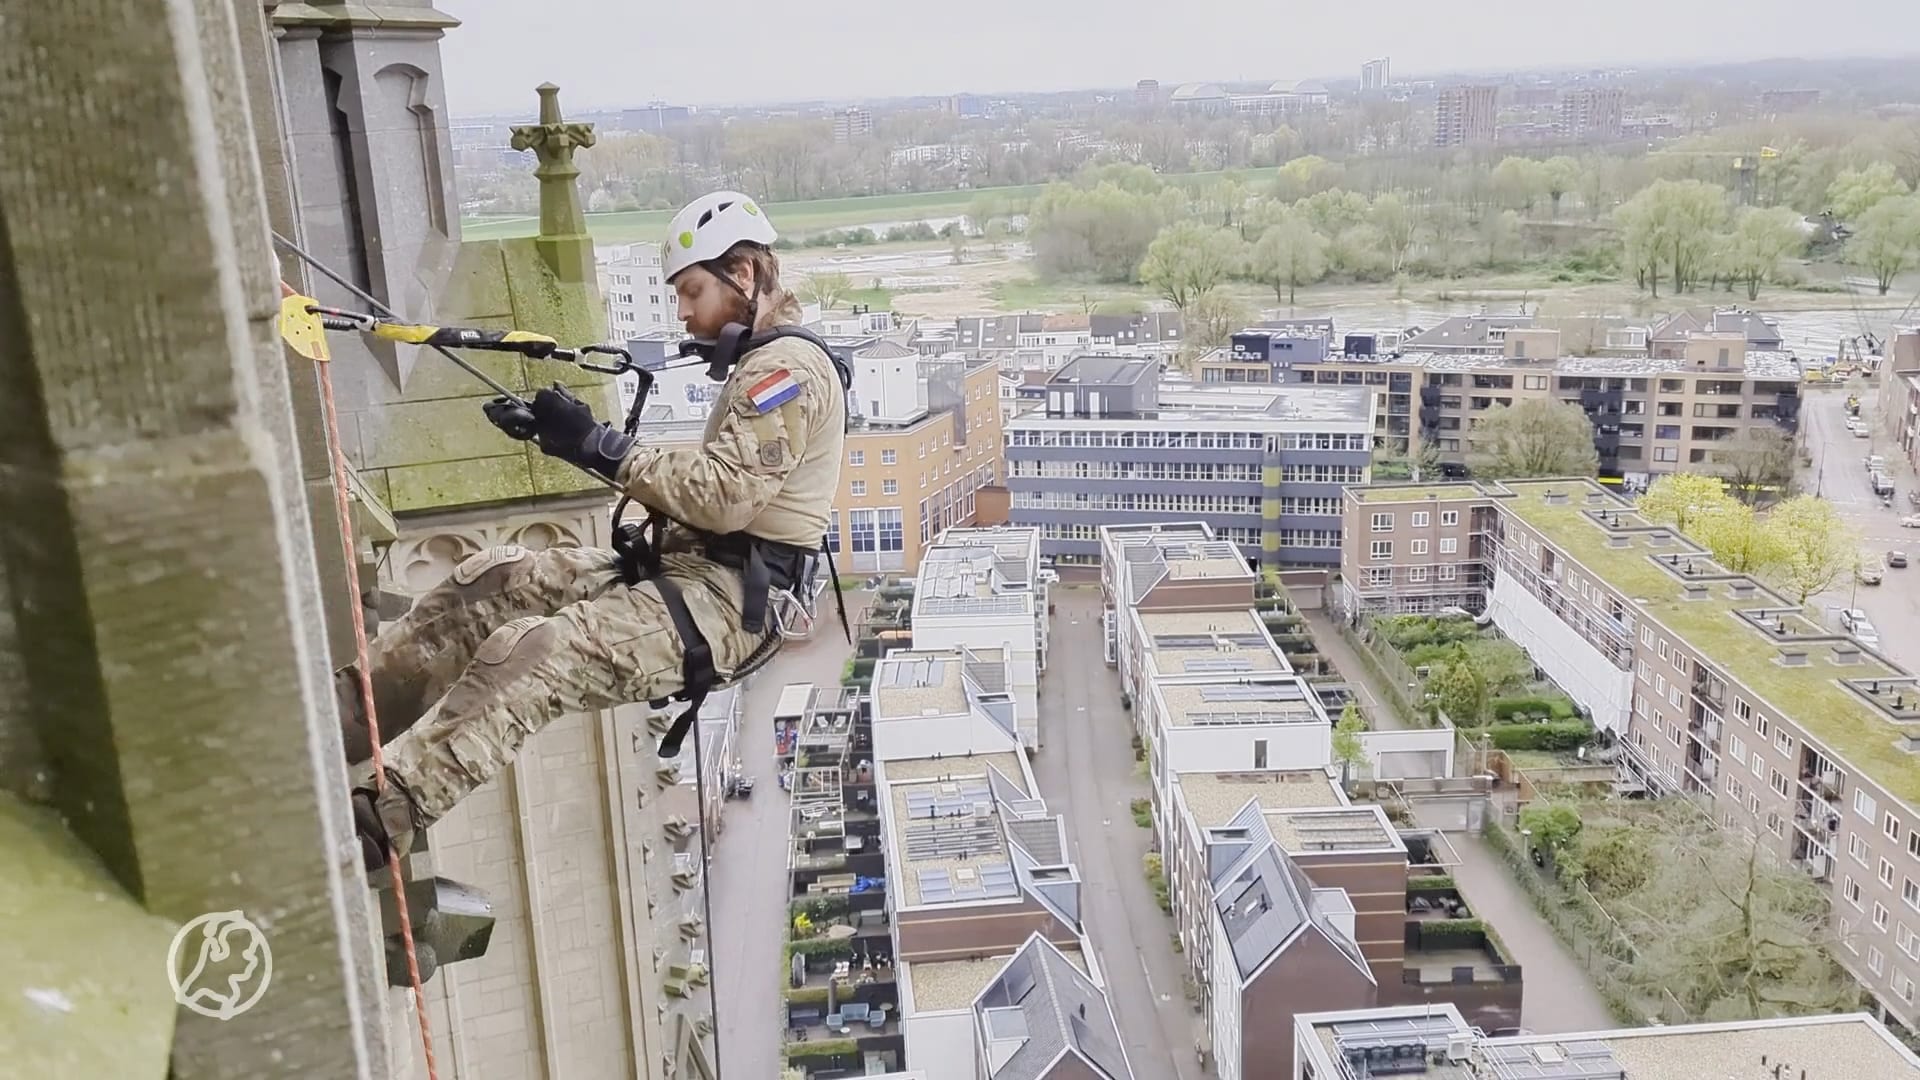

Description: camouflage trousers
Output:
[342,543,768,831]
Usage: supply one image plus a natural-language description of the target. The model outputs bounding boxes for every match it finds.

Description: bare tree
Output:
[799,270,852,311]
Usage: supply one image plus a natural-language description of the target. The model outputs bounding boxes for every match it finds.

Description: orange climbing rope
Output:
[282,282,441,1080]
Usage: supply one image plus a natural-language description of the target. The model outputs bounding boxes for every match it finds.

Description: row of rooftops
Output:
[859,708,1134,1077]
[1350,477,1920,806]
[781,673,1132,1080]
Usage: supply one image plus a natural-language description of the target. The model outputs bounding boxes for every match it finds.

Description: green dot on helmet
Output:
[678,231,694,248]
[744,203,760,216]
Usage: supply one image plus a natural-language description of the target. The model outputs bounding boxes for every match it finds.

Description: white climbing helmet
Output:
[661,191,779,284]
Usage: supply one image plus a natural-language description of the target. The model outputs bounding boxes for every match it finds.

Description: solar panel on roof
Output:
[1199,685,1302,702]
[1184,657,1254,673]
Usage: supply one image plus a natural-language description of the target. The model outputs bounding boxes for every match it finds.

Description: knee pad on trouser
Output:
[352,770,423,872]
[431,616,566,786]
[449,541,533,584]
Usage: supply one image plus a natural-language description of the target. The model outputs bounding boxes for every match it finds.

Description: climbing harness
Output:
[277,285,441,1080]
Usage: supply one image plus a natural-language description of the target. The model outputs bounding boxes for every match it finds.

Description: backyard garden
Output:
[1365,613,1594,755]
[1484,796,1860,1025]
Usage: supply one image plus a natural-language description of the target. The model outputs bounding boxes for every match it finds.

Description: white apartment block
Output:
[599,242,676,338]
[870,648,1024,764]
[1293,1003,1920,1080]
[910,527,1048,749]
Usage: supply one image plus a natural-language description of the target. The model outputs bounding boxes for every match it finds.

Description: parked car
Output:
[1842,608,1881,646]
[1891,550,1910,569]
[1854,425,1871,438]
[1860,560,1885,585]
[1901,515,1920,529]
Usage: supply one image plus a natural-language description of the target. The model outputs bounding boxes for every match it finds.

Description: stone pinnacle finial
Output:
[510,82,596,253]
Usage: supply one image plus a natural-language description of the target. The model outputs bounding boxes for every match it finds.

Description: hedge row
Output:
[1466,720,1592,752]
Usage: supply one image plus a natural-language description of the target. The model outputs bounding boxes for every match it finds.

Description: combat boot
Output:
[351,769,424,873]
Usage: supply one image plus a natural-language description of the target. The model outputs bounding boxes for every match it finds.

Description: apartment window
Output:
[1751,753,1764,779]
[1846,876,1864,908]
[1524,375,1549,390]
[1440,538,1458,554]
[1909,831,1920,861]
[850,449,865,466]
[850,480,867,497]
[1367,567,1392,587]
[882,479,898,496]
[1654,446,1678,462]
[1409,566,1428,583]
[1858,789,1879,822]
[1769,770,1789,798]
[1734,698,1752,722]
[1728,734,1747,761]
[1371,540,1392,561]
[1441,510,1459,527]
[1755,714,1771,739]
[878,509,904,553]
[1438,564,1457,581]
[1870,947,1886,975]
[1842,918,1860,954]
[1853,834,1872,866]
[881,449,897,465]
[1767,812,1784,837]
[1657,639,1669,661]
[1411,511,1430,527]
[1889,814,1904,843]
[1654,674,1667,696]
[849,509,877,553]
[1637,660,1650,683]
[1668,686,1682,709]
[1907,878,1920,912]
[1253,739,1268,770]
[1902,924,1920,960]
[1775,731,1793,755]
[1411,539,1429,555]
[1641,626,1655,647]
[1885,859,1899,889]
[1898,973,1917,1003]
[1371,512,1394,532]
[826,509,841,553]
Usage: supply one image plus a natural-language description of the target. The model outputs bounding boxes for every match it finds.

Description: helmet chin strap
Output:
[678,263,762,380]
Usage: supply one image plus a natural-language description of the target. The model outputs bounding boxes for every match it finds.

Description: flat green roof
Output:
[1498,480,1920,804]
[1351,484,1483,503]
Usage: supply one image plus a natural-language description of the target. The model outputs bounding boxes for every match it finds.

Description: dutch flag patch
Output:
[747,368,802,414]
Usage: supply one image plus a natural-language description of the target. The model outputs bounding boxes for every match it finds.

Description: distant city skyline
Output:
[438,0,1919,118]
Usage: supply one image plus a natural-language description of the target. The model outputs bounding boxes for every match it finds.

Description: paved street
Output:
[1801,389,1920,672]
[1300,607,1409,731]
[1033,587,1205,1080]
[707,605,857,1079]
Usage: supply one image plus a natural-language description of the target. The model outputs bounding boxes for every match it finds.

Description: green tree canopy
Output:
[1466,399,1600,479]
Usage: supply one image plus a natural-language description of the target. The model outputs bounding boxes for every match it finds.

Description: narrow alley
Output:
[1307,598,1617,1035]
[1034,587,1205,1080]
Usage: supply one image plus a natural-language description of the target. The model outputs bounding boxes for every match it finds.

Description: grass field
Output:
[459,169,1252,245]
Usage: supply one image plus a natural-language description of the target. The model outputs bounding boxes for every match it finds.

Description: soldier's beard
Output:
[686,293,753,342]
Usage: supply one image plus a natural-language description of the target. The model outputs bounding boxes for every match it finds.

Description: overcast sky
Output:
[437,0,1919,117]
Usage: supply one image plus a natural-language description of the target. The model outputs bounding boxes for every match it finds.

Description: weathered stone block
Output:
[385,454,534,512]
[359,396,516,469]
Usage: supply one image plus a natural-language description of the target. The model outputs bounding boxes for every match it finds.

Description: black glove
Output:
[526,385,635,479]
[483,396,538,440]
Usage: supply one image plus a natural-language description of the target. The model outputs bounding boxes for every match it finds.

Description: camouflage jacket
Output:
[617,331,846,550]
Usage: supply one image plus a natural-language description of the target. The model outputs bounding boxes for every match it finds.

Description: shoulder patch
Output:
[746,368,802,414]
